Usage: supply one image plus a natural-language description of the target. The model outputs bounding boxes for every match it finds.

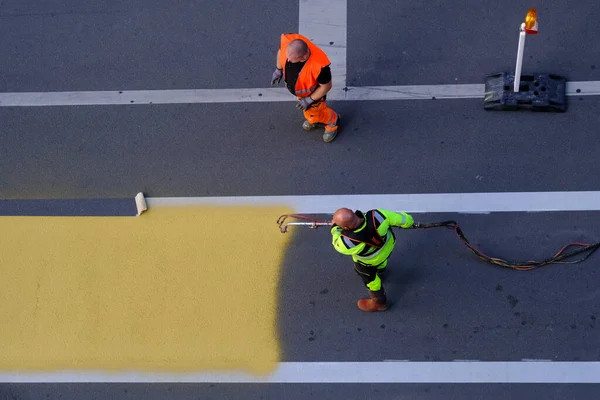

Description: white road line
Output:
[339,84,484,101]
[338,80,600,101]
[299,0,347,92]
[1,81,598,106]
[567,80,600,96]
[147,191,600,214]
[0,88,293,107]
[2,361,600,383]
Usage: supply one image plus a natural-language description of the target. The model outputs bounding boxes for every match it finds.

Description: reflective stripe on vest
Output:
[296,85,318,95]
[398,213,407,226]
[342,236,357,249]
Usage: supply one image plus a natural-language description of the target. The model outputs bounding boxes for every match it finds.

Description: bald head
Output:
[332,208,363,230]
[286,39,310,63]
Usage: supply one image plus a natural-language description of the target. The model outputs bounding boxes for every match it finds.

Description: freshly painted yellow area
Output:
[0,205,293,375]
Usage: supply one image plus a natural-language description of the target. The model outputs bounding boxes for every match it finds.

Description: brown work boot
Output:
[357,289,388,312]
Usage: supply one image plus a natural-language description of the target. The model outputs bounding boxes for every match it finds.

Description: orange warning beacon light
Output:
[514,8,539,92]
[524,8,538,34]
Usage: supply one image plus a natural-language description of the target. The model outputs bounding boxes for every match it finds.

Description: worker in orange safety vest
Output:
[271,33,340,142]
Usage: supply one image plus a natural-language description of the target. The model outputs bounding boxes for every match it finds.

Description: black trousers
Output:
[353,260,387,288]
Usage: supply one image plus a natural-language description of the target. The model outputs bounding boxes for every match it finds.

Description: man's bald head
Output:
[332,208,363,230]
[286,39,310,63]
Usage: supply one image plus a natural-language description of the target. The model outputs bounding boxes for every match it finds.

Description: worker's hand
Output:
[296,96,315,111]
[271,68,283,85]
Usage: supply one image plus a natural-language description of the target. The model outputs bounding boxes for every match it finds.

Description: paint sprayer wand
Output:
[277,214,331,233]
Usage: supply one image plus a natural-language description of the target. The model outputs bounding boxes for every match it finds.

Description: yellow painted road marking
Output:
[0,205,292,375]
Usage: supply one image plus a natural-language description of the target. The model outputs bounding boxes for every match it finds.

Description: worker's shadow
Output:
[387,266,422,298]
[335,101,357,136]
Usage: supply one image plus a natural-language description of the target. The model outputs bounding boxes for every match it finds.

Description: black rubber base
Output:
[483,72,567,112]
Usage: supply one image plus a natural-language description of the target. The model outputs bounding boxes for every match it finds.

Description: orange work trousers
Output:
[302,99,339,133]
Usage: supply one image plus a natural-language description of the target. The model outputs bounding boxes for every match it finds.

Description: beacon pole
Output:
[513,8,538,93]
[514,23,527,92]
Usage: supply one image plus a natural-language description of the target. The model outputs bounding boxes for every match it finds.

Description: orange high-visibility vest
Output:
[278,33,331,98]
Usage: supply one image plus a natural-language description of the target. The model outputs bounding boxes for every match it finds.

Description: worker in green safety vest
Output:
[330,208,418,312]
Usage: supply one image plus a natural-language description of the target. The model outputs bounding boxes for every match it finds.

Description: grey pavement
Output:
[279,212,600,363]
[3,383,600,400]
[2,0,600,399]
[1,97,600,199]
[348,0,600,86]
[0,198,136,215]
[0,0,296,92]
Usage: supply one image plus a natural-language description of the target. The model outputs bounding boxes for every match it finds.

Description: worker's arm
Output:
[331,226,364,255]
[276,49,282,69]
[309,65,333,101]
[378,209,414,228]
[310,81,332,101]
[272,50,283,85]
